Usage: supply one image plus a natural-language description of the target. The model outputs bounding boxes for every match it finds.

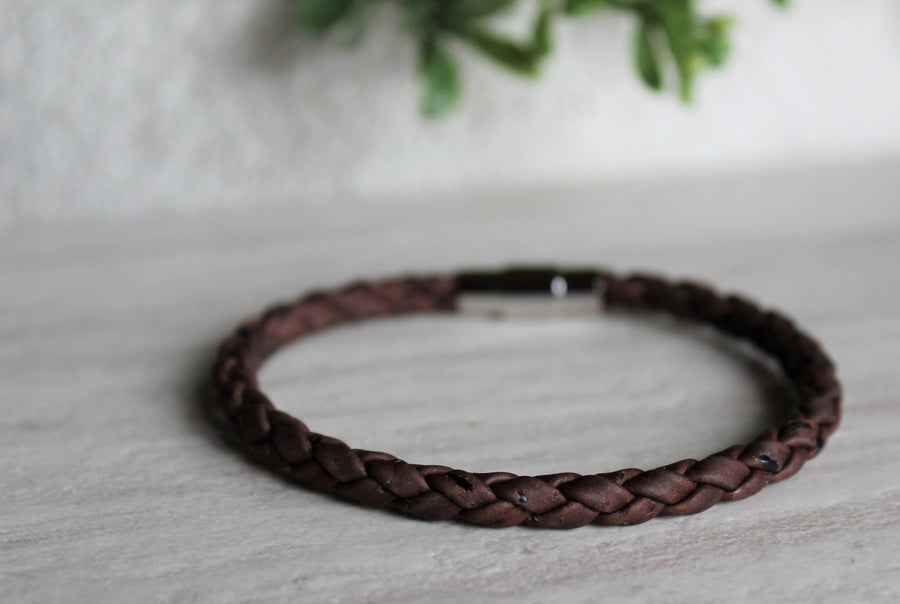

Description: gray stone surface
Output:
[2,160,899,602]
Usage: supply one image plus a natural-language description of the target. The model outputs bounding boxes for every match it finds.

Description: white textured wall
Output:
[2,0,900,228]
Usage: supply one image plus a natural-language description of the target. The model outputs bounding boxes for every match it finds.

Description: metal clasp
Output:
[456,267,606,318]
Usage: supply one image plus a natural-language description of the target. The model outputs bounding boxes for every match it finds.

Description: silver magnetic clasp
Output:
[455,267,607,318]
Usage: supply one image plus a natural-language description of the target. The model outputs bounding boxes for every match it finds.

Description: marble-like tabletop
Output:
[2,159,899,603]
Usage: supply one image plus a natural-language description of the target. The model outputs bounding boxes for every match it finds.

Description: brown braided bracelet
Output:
[210,267,841,529]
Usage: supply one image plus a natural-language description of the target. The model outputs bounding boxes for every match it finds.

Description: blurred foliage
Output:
[294,0,789,117]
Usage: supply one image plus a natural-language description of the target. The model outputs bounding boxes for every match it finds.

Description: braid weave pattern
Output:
[210,270,841,529]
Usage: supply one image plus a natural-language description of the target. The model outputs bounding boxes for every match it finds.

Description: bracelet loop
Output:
[211,266,841,529]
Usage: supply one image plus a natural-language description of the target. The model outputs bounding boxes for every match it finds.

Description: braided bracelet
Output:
[210,267,841,529]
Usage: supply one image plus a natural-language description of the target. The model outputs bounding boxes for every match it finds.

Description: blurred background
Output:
[2,0,899,227]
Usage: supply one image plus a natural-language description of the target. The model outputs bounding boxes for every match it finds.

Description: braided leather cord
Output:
[210,269,841,529]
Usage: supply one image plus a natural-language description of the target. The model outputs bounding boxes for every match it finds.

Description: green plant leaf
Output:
[444,0,516,19]
[401,0,438,32]
[455,26,541,76]
[563,0,608,17]
[338,1,380,47]
[697,16,734,67]
[634,23,662,91]
[295,0,355,32]
[420,39,461,117]
[533,6,554,57]
[652,0,701,102]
